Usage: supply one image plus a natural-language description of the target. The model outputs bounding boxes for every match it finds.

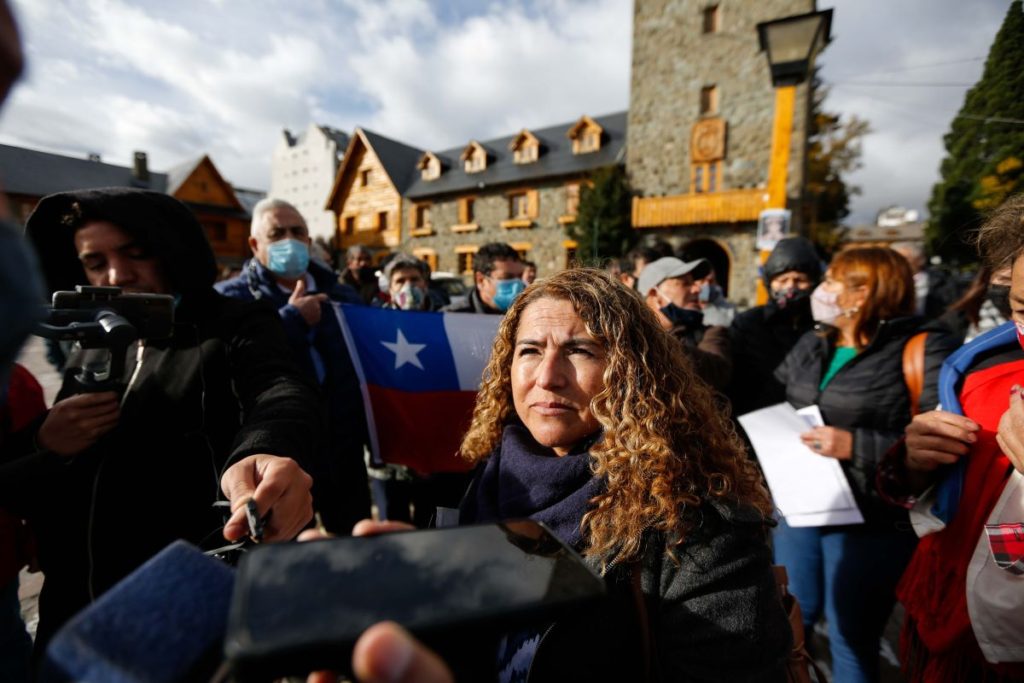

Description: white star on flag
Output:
[381,329,427,370]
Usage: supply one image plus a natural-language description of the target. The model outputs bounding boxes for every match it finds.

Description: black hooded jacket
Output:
[727,238,822,416]
[3,188,321,648]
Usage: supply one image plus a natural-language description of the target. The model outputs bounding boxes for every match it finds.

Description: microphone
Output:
[40,540,234,683]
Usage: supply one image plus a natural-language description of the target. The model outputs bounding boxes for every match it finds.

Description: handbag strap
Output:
[902,332,928,417]
[773,565,828,683]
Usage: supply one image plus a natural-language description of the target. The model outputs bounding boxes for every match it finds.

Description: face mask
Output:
[266,239,310,279]
[698,283,722,304]
[810,284,842,325]
[772,286,811,310]
[987,284,1012,320]
[661,303,704,328]
[393,282,425,311]
[491,277,526,312]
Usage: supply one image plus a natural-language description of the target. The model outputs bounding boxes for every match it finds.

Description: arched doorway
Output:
[678,239,732,296]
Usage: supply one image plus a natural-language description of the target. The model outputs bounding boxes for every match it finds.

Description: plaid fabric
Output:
[985,523,1024,575]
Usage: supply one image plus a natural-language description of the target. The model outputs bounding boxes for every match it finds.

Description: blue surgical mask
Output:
[266,239,310,279]
[492,277,526,312]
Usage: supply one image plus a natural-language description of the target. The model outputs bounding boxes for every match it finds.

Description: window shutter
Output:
[409,205,418,230]
[458,198,468,224]
[527,190,539,218]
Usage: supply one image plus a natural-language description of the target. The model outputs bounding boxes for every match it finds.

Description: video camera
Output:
[35,286,175,394]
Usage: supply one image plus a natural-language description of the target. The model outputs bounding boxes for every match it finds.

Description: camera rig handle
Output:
[35,286,174,394]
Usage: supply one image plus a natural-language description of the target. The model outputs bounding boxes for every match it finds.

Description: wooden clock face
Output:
[691,119,726,162]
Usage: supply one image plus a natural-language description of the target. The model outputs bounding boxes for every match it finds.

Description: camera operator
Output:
[1,188,320,655]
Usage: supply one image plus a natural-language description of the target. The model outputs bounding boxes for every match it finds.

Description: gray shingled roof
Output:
[360,128,425,195]
[234,187,266,214]
[0,144,260,215]
[405,111,627,200]
[317,125,350,152]
[0,144,169,196]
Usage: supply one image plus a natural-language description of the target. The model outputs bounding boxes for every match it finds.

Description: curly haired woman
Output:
[456,267,792,682]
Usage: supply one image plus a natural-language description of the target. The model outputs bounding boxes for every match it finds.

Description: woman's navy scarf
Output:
[460,424,603,548]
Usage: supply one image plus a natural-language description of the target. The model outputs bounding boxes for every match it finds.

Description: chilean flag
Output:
[335,305,500,474]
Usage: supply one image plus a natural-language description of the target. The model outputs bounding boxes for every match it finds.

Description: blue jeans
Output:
[0,575,32,683]
[773,520,916,683]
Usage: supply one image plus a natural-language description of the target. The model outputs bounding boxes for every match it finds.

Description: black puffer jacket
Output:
[4,188,322,649]
[727,237,821,416]
[774,318,958,525]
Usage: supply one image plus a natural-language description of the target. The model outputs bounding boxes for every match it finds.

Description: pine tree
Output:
[927,0,1024,263]
[567,165,636,264]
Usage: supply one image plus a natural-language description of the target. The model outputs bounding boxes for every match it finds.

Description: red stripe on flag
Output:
[367,386,477,475]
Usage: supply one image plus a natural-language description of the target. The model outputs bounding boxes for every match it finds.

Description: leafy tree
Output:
[927,1,1024,263]
[567,165,636,264]
[803,81,870,256]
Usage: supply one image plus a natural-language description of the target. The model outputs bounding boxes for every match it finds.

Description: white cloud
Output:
[0,0,1012,228]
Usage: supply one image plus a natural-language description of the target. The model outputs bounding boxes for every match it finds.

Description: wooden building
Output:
[324,128,424,263]
[0,144,259,271]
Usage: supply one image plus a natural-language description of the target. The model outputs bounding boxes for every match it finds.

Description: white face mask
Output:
[393,282,425,310]
[810,283,841,325]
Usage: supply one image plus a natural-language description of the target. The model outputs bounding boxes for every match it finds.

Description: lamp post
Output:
[754,9,833,304]
[757,8,833,210]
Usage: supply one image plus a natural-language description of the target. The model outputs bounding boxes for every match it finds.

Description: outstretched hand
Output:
[221,454,313,542]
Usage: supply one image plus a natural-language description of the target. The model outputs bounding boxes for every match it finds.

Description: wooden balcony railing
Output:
[632,188,770,228]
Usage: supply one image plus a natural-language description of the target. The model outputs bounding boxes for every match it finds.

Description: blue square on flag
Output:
[344,307,460,392]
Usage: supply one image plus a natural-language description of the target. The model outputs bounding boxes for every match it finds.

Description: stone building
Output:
[271,123,349,243]
[401,112,626,276]
[628,0,816,306]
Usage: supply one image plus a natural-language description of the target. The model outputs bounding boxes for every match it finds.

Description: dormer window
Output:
[461,141,488,174]
[567,115,604,155]
[418,152,442,181]
[509,130,541,164]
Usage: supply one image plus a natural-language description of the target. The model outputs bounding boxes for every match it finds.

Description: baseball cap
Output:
[637,257,711,295]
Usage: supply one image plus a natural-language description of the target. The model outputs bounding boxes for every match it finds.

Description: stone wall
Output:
[627,0,814,203]
[402,181,581,279]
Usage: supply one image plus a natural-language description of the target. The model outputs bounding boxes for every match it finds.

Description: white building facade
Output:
[270,123,349,243]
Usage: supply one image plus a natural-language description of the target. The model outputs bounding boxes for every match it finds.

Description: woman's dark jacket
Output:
[3,188,322,648]
[774,317,958,524]
[459,425,791,682]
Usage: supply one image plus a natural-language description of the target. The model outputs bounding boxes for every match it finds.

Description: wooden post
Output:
[757,85,796,306]
[767,85,796,210]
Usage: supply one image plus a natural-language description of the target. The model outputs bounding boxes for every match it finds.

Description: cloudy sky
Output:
[0,0,1013,224]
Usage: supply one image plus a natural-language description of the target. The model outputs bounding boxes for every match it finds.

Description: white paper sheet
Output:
[738,402,864,527]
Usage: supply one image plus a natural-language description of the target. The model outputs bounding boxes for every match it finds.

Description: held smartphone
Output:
[224,520,606,681]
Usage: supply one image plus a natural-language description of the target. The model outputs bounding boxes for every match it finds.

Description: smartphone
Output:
[224,520,606,681]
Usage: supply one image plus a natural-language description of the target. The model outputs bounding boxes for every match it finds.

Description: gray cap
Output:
[637,257,710,295]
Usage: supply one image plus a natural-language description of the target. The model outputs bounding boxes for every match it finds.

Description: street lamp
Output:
[757,9,833,87]
[754,9,832,304]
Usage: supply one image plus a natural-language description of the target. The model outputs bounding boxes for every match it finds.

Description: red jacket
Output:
[0,364,45,583]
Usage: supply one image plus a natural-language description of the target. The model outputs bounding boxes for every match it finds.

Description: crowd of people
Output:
[0,5,1023,681]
